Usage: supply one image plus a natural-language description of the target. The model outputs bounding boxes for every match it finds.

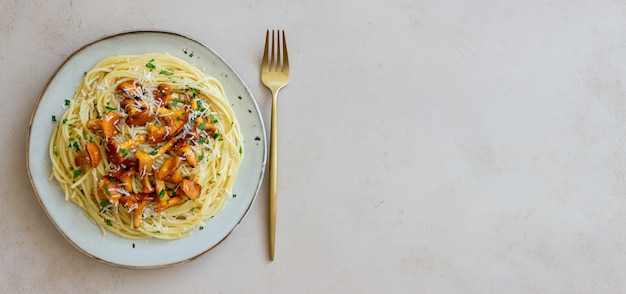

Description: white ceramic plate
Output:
[27,31,266,268]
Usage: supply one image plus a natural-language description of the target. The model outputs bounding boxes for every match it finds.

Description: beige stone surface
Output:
[3,0,626,292]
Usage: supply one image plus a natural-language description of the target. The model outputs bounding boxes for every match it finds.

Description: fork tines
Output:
[263,30,289,73]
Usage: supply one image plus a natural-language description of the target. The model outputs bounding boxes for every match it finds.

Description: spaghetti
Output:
[49,53,243,239]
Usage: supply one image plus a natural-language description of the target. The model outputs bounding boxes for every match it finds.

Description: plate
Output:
[27,31,266,268]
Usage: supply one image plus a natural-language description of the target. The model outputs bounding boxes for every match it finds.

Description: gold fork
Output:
[261,29,290,261]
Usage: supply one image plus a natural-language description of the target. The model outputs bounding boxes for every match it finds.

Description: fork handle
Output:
[269,91,278,261]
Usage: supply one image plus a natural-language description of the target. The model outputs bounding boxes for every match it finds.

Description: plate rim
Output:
[26,30,267,269]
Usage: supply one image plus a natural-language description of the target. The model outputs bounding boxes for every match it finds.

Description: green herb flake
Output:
[189,52,194,58]
[209,113,219,123]
[212,132,220,140]
[132,243,136,248]
[62,118,68,124]
[105,106,116,111]
[146,59,156,70]
[199,122,206,130]
[54,150,59,157]
[103,183,111,196]
[198,155,204,161]
[51,115,57,122]
[105,219,113,227]
[149,149,158,156]
[159,189,166,198]
[159,70,174,76]
[120,148,127,156]
[100,200,110,207]
[199,226,204,230]
[239,146,243,154]
[84,71,88,76]
[233,194,237,198]
[64,99,70,106]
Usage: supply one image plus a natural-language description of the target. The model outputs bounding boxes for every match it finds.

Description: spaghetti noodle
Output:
[49,53,243,239]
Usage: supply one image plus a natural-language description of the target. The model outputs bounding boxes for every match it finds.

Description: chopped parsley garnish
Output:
[120,148,127,156]
[159,70,174,76]
[99,200,111,213]
[199,226,204,230]
[132,243,136,248]
[105,106,117,111]
[73,169,82,178]
[209,113,219,123]
[198,155,204,161]
[212,132,220,140]
[189,52,194,58]
[51,115,57,122]
[146,59,156,70]
[199,122,206,130]
[233,194,237,198]
[149,149,158,156]
[102,183,111,196]
[64,99,70,106]
[62,118,68,124]
[159,189,166,198]
[239,146,243,154]
[105,219,113,226]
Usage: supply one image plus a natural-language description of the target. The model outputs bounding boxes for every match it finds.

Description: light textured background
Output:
[3,0,626,293]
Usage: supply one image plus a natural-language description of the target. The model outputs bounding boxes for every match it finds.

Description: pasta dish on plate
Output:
[49,53,243,240]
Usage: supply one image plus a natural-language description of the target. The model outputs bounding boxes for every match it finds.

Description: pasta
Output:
[49,53,243,239]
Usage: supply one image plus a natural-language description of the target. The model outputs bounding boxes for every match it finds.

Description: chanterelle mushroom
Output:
[74,142,102,168]
[154,83,172,104]
[118,81,143,99]
[97,176,127,205]
[105,134,147,165]
[87,111,121,139]
[158,107,190,139]
[180,179,202,200]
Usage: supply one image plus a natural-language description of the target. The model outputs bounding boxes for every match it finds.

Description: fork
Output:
[261,29,290,261]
